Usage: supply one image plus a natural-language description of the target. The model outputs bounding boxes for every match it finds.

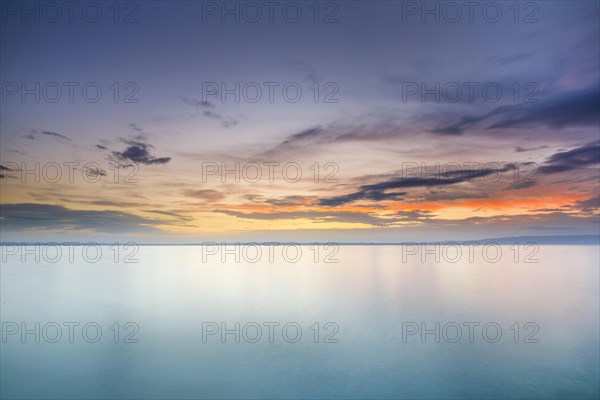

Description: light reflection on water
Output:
[1,245,598,399]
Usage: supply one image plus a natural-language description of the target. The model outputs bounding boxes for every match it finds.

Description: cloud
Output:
[128,123,143,132]
[572,195,599,213]
[515,145,549,152]
[0,204,166,233]
[25,129,71,141]
[0,164,17,180]
[40,130,71,140]
[281,127,324,145]
[433,85,600,135]
[484,52,534,67]
[89,200,144,208]
[419,190,489,202]
[142,209,194,222]
[202,110,238,128]
[214,209,394,227]
[180,96,238,127]
[538,141,600,174]
[182,189,225,201]
[180,96,215,108]
[85,166,107,177]
[264,195,311,207]
[319,189,406,207]
[320,165,515,207]
[289,59,322,82]
[394,209,434,220]
[243,194,313,207]
[258,126,330,157]
[506,180,538,190]
[112,137,171,165]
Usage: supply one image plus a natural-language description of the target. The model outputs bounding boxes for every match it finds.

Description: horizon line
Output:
[1,235,598,246]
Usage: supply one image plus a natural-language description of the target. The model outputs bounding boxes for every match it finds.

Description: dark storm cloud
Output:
[0,204,165,233]
[112,137,171,165]
[433,85,600,135]
[320,165,515,207]
[538,141,600,174]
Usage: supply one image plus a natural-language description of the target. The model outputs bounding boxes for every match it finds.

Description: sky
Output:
[0,0,599,243]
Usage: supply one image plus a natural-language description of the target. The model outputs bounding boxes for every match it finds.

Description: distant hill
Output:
[445,235,600,245]
[1,235,598,246]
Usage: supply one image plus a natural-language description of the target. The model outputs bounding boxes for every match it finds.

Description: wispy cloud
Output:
[320,165,516,207]
[183,189,225,202]
[26,129,71,141]
[538,141,600,174]
[433,85,600,135]
[0,204,167,233]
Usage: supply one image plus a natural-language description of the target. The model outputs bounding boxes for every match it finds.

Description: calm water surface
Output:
[1,245,598,399]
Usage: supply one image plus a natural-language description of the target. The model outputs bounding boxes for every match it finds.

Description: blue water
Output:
[1,245,598,399]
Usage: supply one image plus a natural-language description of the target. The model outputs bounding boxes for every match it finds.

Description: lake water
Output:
[1,245,598,399]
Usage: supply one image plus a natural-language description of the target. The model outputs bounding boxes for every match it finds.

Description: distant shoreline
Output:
[1,235,598,246]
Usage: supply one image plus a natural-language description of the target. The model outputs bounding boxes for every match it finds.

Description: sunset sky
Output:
[1,0,598,243]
